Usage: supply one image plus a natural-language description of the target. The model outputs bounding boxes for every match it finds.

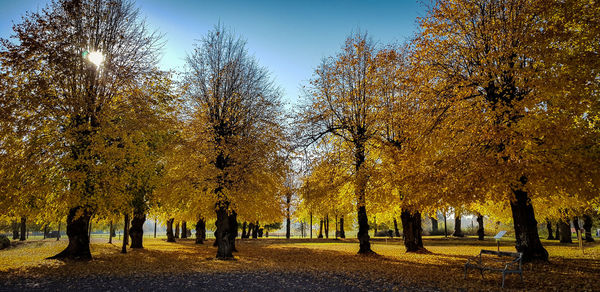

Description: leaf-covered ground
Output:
[0,236,598,291]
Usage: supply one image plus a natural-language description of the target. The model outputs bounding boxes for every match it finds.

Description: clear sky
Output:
[0,0,425,105]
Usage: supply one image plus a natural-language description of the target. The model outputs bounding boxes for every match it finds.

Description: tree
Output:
[183,24,286,259]
[297,33,383,255]
[0,0,164,260]
[413,0,600,262]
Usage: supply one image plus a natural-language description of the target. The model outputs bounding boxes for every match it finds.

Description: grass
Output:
[0,236,598,291]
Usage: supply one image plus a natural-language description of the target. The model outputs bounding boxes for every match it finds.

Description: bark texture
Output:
[339,216,345,238]
[48,207,91,260]
[174,222,180,238]
[510,188,549,261]
[195,218,206,244]
[129,212,145,248]
[318,219,323,238]
[400,209,426,252]
[431,217,438,234]
[214,204,235,259]
[559,219,572,243]
[241,222,247,239]
[12,221,19,240]
[166,218,175,242]
[19,217,26,241]
[452,214,464,237]
[181,221,188,239]
[121,214,129,253]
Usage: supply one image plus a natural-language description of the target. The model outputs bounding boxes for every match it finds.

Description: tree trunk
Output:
[43,224,48,239]
[355,144,373,255]
[196,218,206,244]
[318,219,323,238]
[400,209,426,252]
[109,221,113,244]
[229,211,238,252]
[252,221,259,239]
[393,218,400,237]
[340,216,345,238]
[325,215,329,239]
[559,219,572,243]
[154,218,157,238]
[286,214,291,239]
[555,222,560,240]
[181,221,187,239]
[121,214,129,254]
[546,219,555,240]
[174,222,180,238]
[510,188,549,262]
[214,203,235,259]
[582,215,594,242]
[12,220,19,240]
[57,221,61,241]
[242,221,247,238]
[19,217,26,241]
[443,212,448,237]
[573,217,581,239]
[48,207,91,260]
[88,221,92,239]
[476,214,484,240]
[452,213,464,237]
[129,211,145,248]
[166,218,175,242]
[246,223,254,239]
[431,217,438,234]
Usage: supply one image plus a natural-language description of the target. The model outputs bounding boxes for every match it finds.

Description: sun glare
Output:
[87,51,104,67]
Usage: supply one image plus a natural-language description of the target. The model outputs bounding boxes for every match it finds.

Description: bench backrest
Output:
[480,249,522,259]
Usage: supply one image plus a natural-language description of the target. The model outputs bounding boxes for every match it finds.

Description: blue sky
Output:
[0,0,425,105]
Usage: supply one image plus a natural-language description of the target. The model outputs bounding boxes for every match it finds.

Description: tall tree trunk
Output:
[166,218,175,242]
[555,222,560,240]
[181,221,187,239]
[318,219,323,238]
[452,213,464,237]
[286,214,291,239]
[109,221,113,244]
[196,218,206,244]
[546,219,555,240]
[325,215,329,239]
[88,221,92,239]
[339,216,345,238]
[154,218,157,238]
[510,188,549,261]
[214,202,235,259]
[19,217,26,241]
[12,220,19,240]
[48,207,91,260]
[431,216,438,234]
[476,214,484,240]
[355,144,373,255]
[582,215,594,242]
[121,214,129,254]
[335,215,338,239]
[393,218,400,237]
[174,222,180,238]
[241,221,247,238]
[400,209,426,252]
[559,219,572,243]
[129,211,145,248]
[43,224,48,239]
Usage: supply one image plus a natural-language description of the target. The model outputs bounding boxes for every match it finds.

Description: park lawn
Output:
[0,237,598,291]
